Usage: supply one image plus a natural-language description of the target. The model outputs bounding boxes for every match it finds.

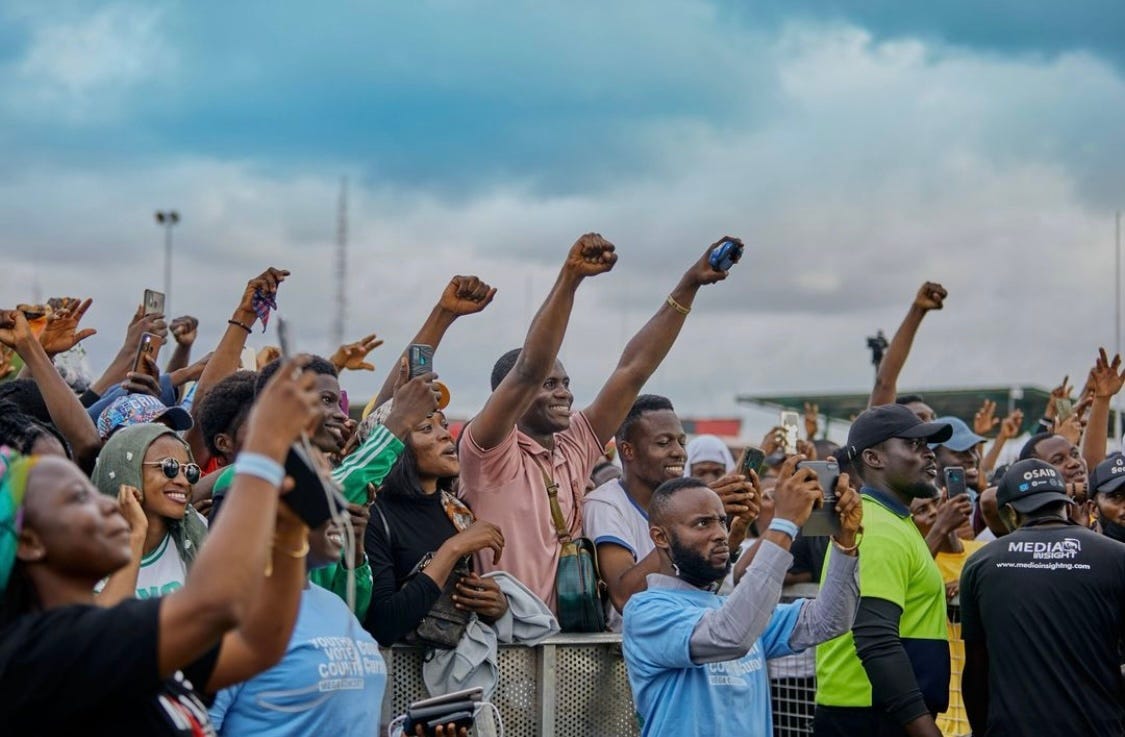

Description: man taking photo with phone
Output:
[623,456,862,737]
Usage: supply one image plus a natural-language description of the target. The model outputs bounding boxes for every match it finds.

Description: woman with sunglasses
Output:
[92,423,207,602]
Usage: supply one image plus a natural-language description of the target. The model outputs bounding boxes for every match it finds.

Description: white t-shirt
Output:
[135,533,188,599]
[582,479,654,632]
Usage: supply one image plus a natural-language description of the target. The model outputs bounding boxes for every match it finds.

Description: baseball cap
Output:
[996,459,1073,513]
[97,394,193,440]
[929,416,985,452]
[1090,453,1125,496]
[845,404,952,461]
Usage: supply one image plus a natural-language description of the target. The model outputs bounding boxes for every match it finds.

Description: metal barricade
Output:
[381,634,638,737]
[381,584,829,737]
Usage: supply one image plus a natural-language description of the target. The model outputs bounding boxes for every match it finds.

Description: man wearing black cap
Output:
[960,459,1125,737]
[814,404,953,737]
[1090,453,1125,543]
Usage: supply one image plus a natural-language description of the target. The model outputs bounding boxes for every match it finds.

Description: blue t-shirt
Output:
[623,585,803,737]
[210,584,387,736]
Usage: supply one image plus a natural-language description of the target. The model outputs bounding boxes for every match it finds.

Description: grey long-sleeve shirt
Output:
[642,539,859,664]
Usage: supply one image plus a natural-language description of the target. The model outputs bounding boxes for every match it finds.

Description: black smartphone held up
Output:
[282,443,347,529]
[132,332,163,374]
[408,344,434,379]
[143,289,165,316]
[708,239,743,271]
[796,459,842,537]
[738,446,767,478]
[944,466,968,498]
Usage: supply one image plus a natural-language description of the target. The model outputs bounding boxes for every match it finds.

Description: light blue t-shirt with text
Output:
[623,585,803,737]
[210,583,387,736]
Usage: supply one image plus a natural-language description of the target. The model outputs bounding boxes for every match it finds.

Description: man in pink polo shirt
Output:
[458,233,739,613]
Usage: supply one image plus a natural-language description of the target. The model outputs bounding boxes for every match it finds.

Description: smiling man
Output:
[458,234,737,613]
[814,404,953,737]
[623,465,861,737]
[583,395,757,631]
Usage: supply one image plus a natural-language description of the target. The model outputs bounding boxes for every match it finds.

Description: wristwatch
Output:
[416,552,435,571]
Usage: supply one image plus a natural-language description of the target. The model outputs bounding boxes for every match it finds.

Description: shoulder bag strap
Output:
[530,455,572,545]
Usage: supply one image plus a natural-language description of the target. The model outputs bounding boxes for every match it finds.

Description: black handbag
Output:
[373,503,472,649]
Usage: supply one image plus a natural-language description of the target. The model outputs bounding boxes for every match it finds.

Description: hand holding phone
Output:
[708,239,744,271]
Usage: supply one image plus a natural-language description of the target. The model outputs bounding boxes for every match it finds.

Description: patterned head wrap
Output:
[0,447,40,594]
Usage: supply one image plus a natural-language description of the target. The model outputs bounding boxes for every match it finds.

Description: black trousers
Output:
[813,705,938,737]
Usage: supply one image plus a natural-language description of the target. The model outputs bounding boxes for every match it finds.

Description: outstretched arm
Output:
[156,357,318,681]
[184,267,289,466]
[470,235,616,451]
[1083,348,1125,469]
[371,275,496,409]
[0,311,101,470]
[869,282,946,407]
[583,238,738,446]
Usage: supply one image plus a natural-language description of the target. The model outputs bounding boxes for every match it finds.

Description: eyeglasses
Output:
[142,458,201,484]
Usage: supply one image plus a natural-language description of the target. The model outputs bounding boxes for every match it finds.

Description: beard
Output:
[1100,516,1125,543]
[902,479,940,501]
[668,532,730,588]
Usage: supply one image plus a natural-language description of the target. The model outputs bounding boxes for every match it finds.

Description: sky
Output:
[2,1,1124,439]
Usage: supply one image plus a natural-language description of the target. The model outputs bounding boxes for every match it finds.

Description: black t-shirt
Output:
[789,533,830,581]
[960,523,1125,737]
[0,597,220,736]
[365,490,459,646]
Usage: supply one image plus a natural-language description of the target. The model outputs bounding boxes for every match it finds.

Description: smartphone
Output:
[1054,397,1074,422]
[944,466,967,498]
[282,442,348,529]
[132,332,163,374]
[143,289,165,316]
[408,344,434,379]
[738,446,767,478]
[780,411,801,456]
[708,240,743,271]
[796,459,842,537]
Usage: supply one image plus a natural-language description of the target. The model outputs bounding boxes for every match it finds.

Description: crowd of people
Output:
[1,235,1123,737]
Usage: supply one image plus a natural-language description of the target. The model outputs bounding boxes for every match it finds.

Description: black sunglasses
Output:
[143,458,201,485]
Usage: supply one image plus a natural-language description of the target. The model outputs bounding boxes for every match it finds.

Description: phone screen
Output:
[408,344,434,379]
[780,411,800,455]
[738,446,766,477]
[944,466,967,497]
[143,290,165,316]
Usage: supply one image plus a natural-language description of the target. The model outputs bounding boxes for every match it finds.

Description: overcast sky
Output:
[3,1,1124,437]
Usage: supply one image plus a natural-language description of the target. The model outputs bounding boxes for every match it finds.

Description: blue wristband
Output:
[234,452,285,488]
[768,518,800,540]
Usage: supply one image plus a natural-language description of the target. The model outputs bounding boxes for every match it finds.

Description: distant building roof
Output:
[737,385,1055,437]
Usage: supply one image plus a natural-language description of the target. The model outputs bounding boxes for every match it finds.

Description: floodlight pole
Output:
[155,210,180,315]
